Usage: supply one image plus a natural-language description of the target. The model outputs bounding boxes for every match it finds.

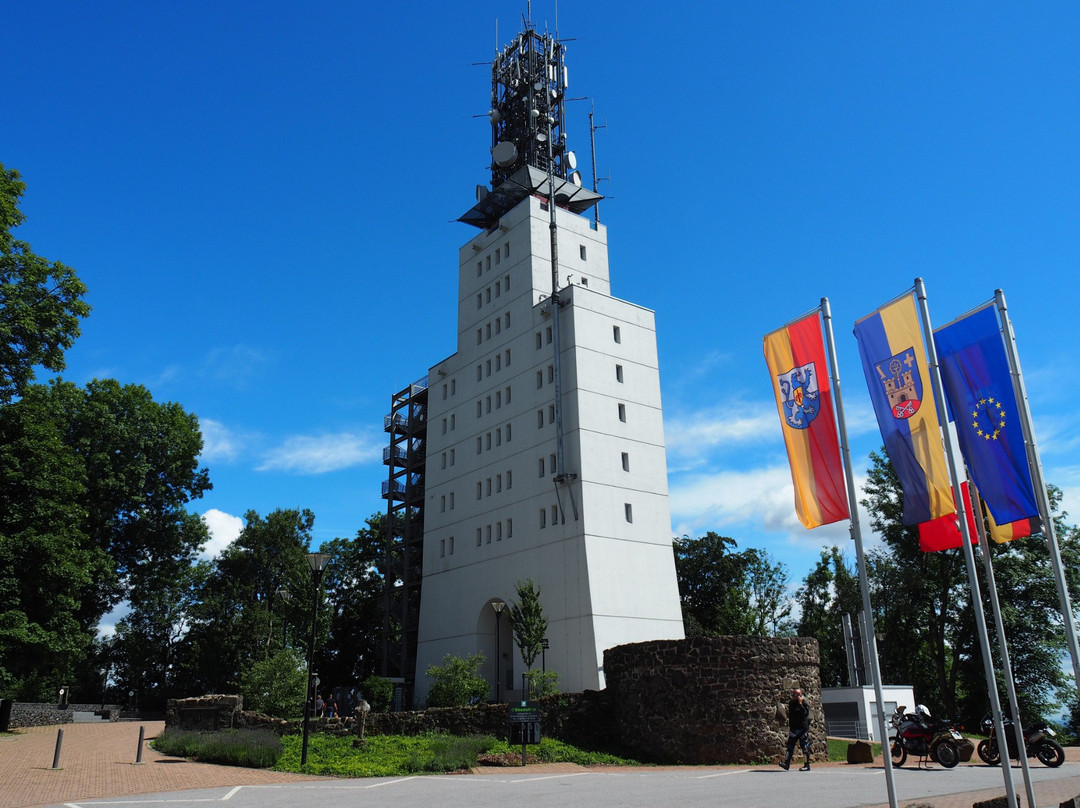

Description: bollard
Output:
[135,725,145,764]
[51,728,64,769]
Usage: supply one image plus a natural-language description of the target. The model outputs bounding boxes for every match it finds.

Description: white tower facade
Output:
[407,23,683,705]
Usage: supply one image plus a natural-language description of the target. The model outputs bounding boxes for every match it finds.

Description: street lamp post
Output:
[300,552,332,768]
[491,601,506,702]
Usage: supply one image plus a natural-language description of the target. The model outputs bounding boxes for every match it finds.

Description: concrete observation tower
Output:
[381,16,684,707]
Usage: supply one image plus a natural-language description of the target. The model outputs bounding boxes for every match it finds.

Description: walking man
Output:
[780,688,812,771]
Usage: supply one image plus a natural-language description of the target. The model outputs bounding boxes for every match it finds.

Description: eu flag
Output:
[933,303,1039,525]
[854,293,954,526]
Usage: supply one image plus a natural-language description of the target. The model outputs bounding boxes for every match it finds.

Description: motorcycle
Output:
[889,705,964,768]
[975,713,1065,768]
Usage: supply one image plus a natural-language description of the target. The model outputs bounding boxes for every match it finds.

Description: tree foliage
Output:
[0,379,210,701]
[818,448,1080,724]
[0,163,90,404]
[425,653,489,708]
[241,648,307,718]
[795,546,861,688]
[507,578,548,670]
[674,532,793,637]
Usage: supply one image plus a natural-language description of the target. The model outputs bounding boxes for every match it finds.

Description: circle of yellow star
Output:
[971,396,1006,440]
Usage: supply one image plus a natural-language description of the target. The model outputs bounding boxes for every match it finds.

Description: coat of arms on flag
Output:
[777,362,820,430]
[875,349,922,419]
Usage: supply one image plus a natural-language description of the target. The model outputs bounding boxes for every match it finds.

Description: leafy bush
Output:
[240,648,306,717]
[274,732,497,776]
[523,669,559,698]
[425,652,489,707]
[361,674,394,712]
[152,729,282,768]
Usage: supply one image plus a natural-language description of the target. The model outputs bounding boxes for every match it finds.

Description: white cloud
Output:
[257,430,383,474]
[199,418,250,463]
[201,508,245,558]
[664,404,777,467]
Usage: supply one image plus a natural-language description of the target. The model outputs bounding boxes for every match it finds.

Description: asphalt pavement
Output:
[5,721,1080,808]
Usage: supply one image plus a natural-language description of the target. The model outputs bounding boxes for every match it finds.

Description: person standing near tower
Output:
[779,688,812,771]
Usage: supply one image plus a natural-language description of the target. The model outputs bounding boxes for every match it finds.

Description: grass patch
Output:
[272,732,641,776]
[827,738,882,761]
[151,729,282,768]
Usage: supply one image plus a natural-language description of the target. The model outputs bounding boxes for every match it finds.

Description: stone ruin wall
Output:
[604,636,827,765]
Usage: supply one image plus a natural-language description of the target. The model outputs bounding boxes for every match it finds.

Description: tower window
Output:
[485,287,491,303]
[505,273,510,289]
[476,437,482,454]
[450,449,455,466]
[495,248,501,265]
[546,326,553,344]
[477,293,483,310]
[486,359,491,377]
[496,473,502,492]
[550,453,556,474]
[506,518,513,538]
[539,457,545,477]
[618,403,627,422]
[441,418,447,435]
[440,494,446,512]
[580,244,587,260]
[547,364,554,383]
[625,503,633,523]
[537,371,543,389]
[486,255,491,271]
[486,323,492,340]
[449,536,455,554]
[477,261,483,277]
[505,422,512,441]
[441,452,447,470]
[486,524,492,544]
[613,325,621,343]
[476,401,482,418]
[495,390,501,408]
[537,410,544,429]
[440,539,445,557]
[477,365,482,381]
[536,332,542,350]
[505,242,510,257]
[548,404,555,424]
[476,329,483,345]
[505,349,511,365]
[505,385,511,403]
[476,528,482,547]
[496,522,503,541]
[495,281,501,297]
[449,492,455,508]
[616,364,624,383]
[622,452,630,472]
[506,469,512,488]
[476,481,482,500]
[539,509,547,529]
[495,353,501,371]
[551,505,559,525]
[450,414,455,430]
[486,396,491,413]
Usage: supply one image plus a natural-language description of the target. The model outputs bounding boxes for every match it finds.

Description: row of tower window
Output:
[476,350,512,380]
[476,242,511,277]
[477,312,512,344]
[478,519,513,546]
[475,470,513,499]
[541,503,633,528]
[476,386,513,417]
[476,274,512,309]
[476,423,513,453]
[537,451,631,477]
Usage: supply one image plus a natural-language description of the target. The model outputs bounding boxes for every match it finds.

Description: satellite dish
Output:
[491,141,517,167]
[566,151,577,169]
[488,109,501,123]
[569,171,582,186]
[536,132,547,143]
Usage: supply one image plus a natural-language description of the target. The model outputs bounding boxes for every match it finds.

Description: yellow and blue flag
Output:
[854,293,954,526]
[933,303,1039,526]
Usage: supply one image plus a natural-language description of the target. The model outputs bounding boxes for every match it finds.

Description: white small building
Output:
[821,685,916,741]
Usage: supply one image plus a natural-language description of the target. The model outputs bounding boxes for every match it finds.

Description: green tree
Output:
[507,578,548,670]
[180,509,316,695]
[796,546,861,687]
[745,548,795,636]
[674,532,748,635]
[314,515,386,690]
[860,449,1080,723]
[241,648,306,717]
[0,379,209,700]
[425,653,489,708]
[0,163,90,403]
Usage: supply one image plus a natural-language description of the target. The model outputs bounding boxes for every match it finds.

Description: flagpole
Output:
[915,278,1018,808]
[821,297,898,808]
[995,288,1080,696]
[968,485,1037,808]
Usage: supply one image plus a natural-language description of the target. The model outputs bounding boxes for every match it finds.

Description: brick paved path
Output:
[0,722,323,808]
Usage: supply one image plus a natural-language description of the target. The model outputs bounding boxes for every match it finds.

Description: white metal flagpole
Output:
[995,289,1080,696]
[821,297,898,808]
[915,278,1018,808]
[967,483,1037,808]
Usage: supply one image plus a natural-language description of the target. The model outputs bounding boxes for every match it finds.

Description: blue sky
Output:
[6,2,1079,618]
